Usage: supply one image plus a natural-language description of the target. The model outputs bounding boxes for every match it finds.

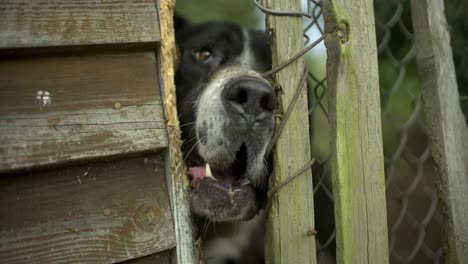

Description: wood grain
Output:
[0,52,167,172]
[0,155,176,263]
[159,1,198,263]
[323,0,389,263]
[264,0,317,263]
[411,0,468,263]
[121,250,172,264]
[0,0,160,48]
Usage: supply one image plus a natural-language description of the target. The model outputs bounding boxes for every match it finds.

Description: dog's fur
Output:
[174,15,274,262]
[174,15,334,263]
[175,16,274,222]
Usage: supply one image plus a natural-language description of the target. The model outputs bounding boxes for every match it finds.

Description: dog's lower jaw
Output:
[188,70,273,221]
[191,190,259,222]
[188,164,263,222]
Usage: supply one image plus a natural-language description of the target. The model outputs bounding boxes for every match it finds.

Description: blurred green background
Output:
[176,0,261,28]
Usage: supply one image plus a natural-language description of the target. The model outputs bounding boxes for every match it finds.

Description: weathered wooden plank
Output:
[159,1,197,263]
[0,52,167,172]
[0,155,176,263]
[0,0,160,48]
[410,1,468,263]
[264,0,316,263]
[122,250,172,264]
[323,0,389,263]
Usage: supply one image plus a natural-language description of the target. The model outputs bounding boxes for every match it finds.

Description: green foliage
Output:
[306,54,329,162]
[445,0,467,117]
[379,60,423,157]
[175,0,260,28]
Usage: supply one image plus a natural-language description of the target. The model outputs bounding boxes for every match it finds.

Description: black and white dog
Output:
[175,16,274,222]
[174,15,274,262]
[174,15,334,263]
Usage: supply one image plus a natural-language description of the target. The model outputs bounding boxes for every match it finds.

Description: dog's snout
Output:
[223,79,276,118]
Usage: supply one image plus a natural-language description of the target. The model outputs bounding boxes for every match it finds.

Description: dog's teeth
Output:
[205,163,216,180]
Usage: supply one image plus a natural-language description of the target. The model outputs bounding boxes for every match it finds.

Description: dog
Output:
[174,15,335,263]
[174,14,274,263]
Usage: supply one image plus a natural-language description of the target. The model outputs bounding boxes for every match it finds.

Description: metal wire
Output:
[375,0,447,263]
[253,0,336,262]
[252,0,465,263]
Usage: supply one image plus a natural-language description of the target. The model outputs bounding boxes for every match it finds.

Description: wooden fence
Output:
[0,0,466,263]
[0,1,185,263]
[323,0,389,262]
[265,0,317,263]
[261,0,468,263]
[411,0,468,262]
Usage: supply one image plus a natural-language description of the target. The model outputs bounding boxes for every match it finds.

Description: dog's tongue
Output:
[187,164,247,189]
[188,167,205,189]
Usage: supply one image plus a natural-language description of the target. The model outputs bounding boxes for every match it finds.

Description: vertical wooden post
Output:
[159,1,197,263]
[411,1,468,263]
[265,0,317,263]
[323,0,389,263]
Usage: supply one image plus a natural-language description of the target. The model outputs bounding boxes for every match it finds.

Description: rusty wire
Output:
[253,0,335,262]
[252,0,463,263]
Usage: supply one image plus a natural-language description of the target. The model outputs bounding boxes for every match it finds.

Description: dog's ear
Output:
[174,13,189,33]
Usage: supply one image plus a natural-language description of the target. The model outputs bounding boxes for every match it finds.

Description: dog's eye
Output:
[193,49,212,63]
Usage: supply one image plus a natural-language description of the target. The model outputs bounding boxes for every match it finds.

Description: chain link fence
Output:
[375,0,443,262]
[178,0,466,262]
[377,1,466,263]
[252,1,334,262]
[255,0,467,263]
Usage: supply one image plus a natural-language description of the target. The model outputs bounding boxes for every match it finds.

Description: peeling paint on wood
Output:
[0,155,175,263]
[0,0,160,48]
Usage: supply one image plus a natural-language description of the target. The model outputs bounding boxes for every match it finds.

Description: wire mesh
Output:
[253,0,336,262]
[253,0,466,263]
[374,0,445,263]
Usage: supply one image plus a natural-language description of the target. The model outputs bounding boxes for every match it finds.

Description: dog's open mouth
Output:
[185,143,260,221]
[187,144,251,191]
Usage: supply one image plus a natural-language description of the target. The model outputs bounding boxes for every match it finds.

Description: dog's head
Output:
[175,16,275,222]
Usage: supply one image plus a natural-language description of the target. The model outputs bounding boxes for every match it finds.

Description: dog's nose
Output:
[222,78,276,119]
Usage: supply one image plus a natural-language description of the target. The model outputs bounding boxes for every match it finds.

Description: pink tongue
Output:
[188,167,206,179]
[188,167,206,189]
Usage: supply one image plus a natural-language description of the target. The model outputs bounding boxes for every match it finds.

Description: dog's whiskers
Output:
[202,218,211,239]
[183,135,206,163]
[183,136,200,145]
[179,121,196,128]
[262,158,269,176]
